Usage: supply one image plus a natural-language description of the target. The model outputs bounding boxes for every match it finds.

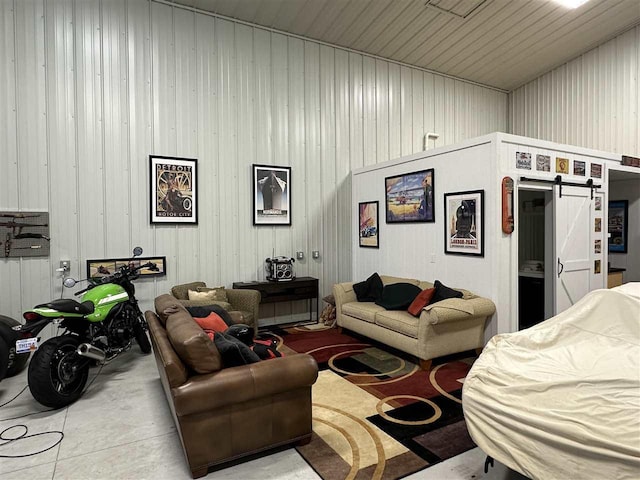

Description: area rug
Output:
[261,325,477,480]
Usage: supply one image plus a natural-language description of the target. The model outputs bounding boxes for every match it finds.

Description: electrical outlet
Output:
[60,260,70,272]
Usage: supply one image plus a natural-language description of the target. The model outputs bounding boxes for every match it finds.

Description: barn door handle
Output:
[557,258,564,277]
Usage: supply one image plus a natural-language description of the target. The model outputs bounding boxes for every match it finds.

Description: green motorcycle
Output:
[18,247,156,408]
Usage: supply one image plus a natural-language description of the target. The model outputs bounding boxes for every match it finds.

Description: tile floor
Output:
[0,349,527,480]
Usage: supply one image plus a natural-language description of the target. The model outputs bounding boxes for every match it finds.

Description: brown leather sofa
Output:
[147,294,319,478]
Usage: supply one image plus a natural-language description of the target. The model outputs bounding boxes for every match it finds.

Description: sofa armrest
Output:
[333,282,357,313]
[420,297,496,325]
[172,353,319,417]
[226,288,261,320]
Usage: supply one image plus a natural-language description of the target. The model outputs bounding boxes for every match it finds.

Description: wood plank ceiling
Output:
[164,0,640,91]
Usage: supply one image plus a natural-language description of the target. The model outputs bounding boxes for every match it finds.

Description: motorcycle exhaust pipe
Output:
[76,343,106,363]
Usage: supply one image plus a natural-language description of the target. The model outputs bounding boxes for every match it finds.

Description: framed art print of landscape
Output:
[385,169,434,223]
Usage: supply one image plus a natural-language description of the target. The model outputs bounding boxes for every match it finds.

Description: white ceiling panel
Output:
[168,0,640,91]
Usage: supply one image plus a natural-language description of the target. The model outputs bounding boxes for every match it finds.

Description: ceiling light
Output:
[552,0,590,8]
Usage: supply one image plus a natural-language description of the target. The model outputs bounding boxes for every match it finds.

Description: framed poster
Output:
[608,200,628,253]
[150,156,197,224]
[444,190,484,257]
[359,201,379,248]
[86,256,166,280]
[253,164,291,226]
[556,157,569,174]
[385,169,435,223]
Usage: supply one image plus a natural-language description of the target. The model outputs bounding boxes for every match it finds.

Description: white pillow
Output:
[195,286,228,302]
[188,289,217,302]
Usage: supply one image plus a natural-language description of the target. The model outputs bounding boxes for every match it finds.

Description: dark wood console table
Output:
[232,277,319,323]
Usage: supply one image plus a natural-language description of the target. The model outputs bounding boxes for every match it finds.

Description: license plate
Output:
[16,337,39,353]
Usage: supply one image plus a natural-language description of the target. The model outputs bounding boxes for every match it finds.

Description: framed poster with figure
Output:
[444,190,484,257]
[150,155,198,224]
[253,165,291,226]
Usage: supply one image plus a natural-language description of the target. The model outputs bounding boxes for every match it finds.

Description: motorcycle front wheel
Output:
[133,317,151,354]
[28,336,89,408]
[124,305,151,354]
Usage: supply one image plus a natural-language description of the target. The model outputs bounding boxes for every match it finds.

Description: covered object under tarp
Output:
[462,284,640,480]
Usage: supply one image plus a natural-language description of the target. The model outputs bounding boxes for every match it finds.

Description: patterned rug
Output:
[261,324,477,480]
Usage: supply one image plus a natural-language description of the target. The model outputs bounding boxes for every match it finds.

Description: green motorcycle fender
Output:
[81,283,130,322]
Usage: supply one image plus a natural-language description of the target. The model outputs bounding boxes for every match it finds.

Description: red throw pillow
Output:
[407,288,436,317]
[193,312,229,340]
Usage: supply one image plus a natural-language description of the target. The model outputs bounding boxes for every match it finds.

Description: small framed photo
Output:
[608,200,628,253]
[86,256,166,280]
[444,190,484,257]
[516,152,531,169]
[385,169,435,223]
[253,164,291,226]
[359,201,379,248]
[536,154,550,172]
[556,157,569,174]
[150,156,197,224]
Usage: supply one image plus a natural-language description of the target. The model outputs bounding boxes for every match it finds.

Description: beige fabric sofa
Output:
[333,275,496,369]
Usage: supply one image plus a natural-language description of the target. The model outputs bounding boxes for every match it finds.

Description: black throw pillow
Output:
[187,305,234,327]
[213,332,260,368]
[353,273,383,302]
[431,280,463,304]
[375,283,422,310]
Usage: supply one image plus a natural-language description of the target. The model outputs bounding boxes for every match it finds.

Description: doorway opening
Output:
[517,189,552,330]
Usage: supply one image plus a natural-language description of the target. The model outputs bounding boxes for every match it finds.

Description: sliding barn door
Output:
[553,185,593,314]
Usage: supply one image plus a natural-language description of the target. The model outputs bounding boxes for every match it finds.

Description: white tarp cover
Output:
[462,285,640,480]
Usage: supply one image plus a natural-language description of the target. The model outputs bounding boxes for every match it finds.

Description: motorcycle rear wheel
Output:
[28,336,89,409]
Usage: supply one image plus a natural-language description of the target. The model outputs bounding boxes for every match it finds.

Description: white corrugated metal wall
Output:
[0,0,507,322]
[510,26,640,155]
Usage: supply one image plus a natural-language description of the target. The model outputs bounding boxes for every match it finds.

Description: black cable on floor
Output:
[0,362,105,458]
[0,424,64,458]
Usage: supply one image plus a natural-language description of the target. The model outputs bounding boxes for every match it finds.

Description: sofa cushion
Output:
[353,273,383,302]
[196,286,228,303]
[166,313,222,374]
[213,332,260,368]
[342,302,386,323]
[193,312,229,340]
[380,275,420,286]
[171,281,206,300]
[185,289,233,311]
[375,310,420,339]
[154,294,186,327]
[186,305,234,326]
[432,280,464,304]
[375,283,422,310]
[407,287,436,317]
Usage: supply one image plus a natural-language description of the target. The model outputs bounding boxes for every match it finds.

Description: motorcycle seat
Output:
[36,299,95,315]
